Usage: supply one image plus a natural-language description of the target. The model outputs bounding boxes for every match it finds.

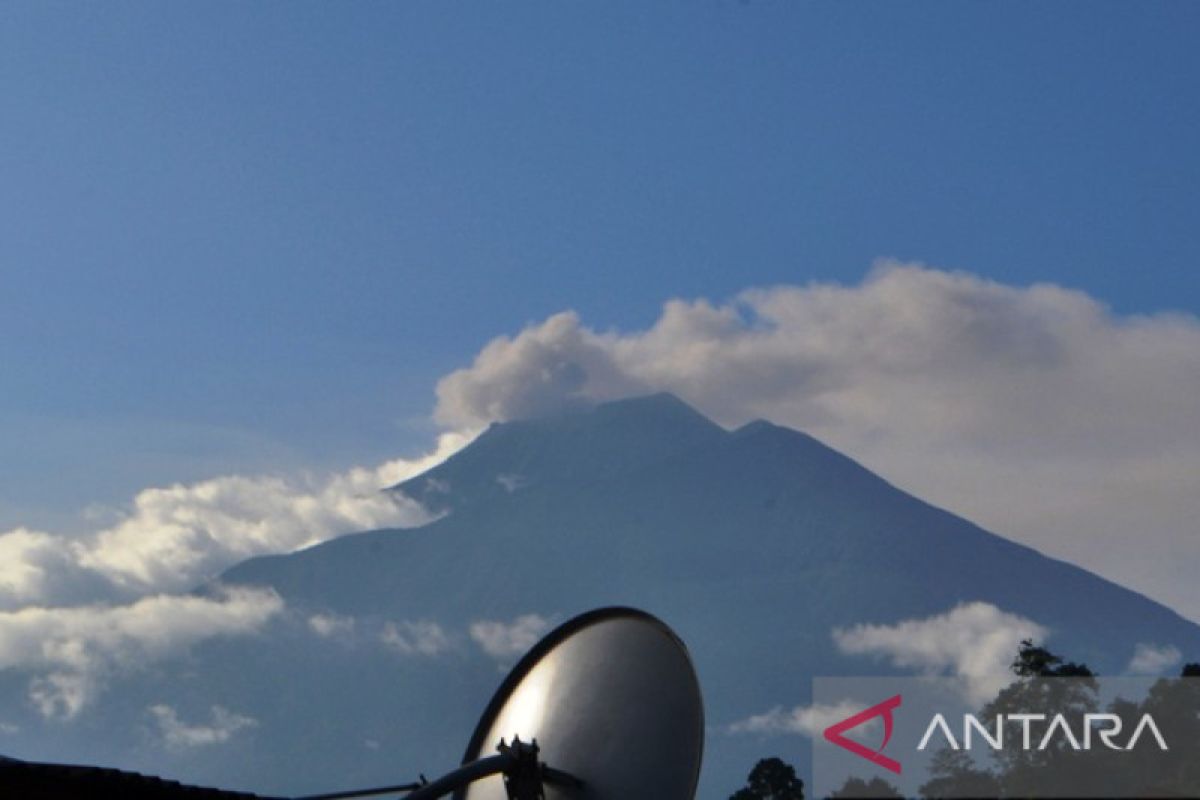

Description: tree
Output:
[1010,638,1093,677]
[990,640,1099,797]
[826,776,903,798]
[918,639,1097,799]
[1097,662,1200,797]
[918,745,999,799]
[730,757,805,800]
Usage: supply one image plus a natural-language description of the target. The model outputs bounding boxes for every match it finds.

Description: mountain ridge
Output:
[229,392,1198,637]
[15,393,1194,799]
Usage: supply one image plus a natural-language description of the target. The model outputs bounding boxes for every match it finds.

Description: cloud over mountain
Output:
[1,261,1196,758]
[0,433,472,717]
[834,602,1046,705]
[434,264,1200,621]
[1127,643,1182,675]
[78,464,430,596]
[0,586,283,718]
[0,431,471,610]
[730,602,1047,737]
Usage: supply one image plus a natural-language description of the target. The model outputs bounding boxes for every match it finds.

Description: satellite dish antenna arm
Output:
[409,737,582,800]
[402,753,510,800]
[295,738,582,800]
[294,781,427,800]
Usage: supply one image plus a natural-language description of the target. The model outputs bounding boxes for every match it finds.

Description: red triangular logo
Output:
[822,694,903,775]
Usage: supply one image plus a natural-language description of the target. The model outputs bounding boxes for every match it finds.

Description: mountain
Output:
[8,394,1199,798]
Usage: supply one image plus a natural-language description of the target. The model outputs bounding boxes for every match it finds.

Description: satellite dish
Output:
[296,607,703,800]
[454,606,704,800]
[11,608,702,800]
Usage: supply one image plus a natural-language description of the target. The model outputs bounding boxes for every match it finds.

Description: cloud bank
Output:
[0,432,471,717]
[0,586,282,718]
[731,602,1046,733]
[0,431,471,609]
[298,611,555,663]
[1127,643,1182,675]
[434,264,1200,622]
[834,601,1046,705]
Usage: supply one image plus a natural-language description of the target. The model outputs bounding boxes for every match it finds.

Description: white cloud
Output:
[372,431,477,488]
[29,672,94,720]
[833,602,1046,705]
[0,529,86,608]
[77,473,424,595]
[435,312,642,427]
[469,614,552,660]
[0,430,472,609]
[728,700,876,738]
[308,612,356,639]
[0,586,283,718]
[79,431,475,595]
[380,620,453,657]
[148,704,257,749]
[1127,643,1182,675]
[0,424,471,722]
[434,265,1200,623]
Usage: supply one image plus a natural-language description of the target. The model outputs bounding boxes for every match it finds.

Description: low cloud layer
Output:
[435,264,1200,622]
[834,602,1046,705]
[0,422,473,719]
[299,611,554,664]
[0,433,471,720]
[0,586,283,718]
[1127,643,1182,675]
[148,704,258,750]
[0,431,471,610]
[728,700,876,738]
[728,602,1040,736]
[469,614,553,660]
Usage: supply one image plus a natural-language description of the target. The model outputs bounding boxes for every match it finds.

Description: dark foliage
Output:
[730,756,805,800]
[921,641,1200,799]
[825,775,903,798]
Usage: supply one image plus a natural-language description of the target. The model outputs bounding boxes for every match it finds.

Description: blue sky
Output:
[2,2,1199,531]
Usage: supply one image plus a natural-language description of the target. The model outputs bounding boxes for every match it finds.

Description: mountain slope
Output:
[212,394,1200,796]
[7,395,1195,799]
